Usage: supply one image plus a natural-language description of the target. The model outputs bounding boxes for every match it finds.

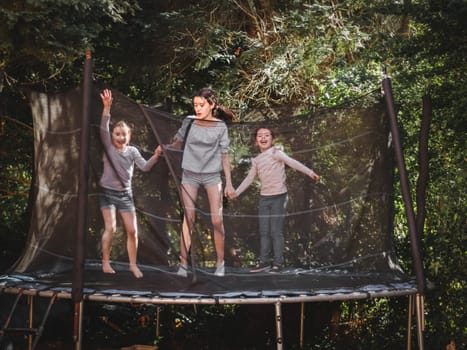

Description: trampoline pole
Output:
[382,77,426,292]
[274,301,283,350]
[139,105,199,282]
[73,50,93,350]
[382,76,425,350]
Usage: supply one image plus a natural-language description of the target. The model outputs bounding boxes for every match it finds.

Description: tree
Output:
[0,0,465,348]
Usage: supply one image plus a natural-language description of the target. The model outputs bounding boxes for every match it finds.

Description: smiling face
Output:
[111,123,131,150]
[255,128,274,152]
[193,96,215,120]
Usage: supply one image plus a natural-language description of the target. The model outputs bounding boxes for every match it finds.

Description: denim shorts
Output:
[99,187,135,212]
[181,169,221,187]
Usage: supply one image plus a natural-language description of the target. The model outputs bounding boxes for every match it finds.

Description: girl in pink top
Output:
[231,127,320,272]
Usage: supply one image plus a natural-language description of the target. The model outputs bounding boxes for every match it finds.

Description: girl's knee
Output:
[103,226,116,235]
[126,228,137,238]
[184,209,196,222]
[211,216,224,230]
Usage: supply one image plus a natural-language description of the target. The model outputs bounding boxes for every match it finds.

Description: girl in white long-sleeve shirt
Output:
[231,127,320,272]
[157,88,236,277]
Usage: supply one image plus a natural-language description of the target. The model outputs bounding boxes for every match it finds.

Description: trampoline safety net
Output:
[0,86,416,300]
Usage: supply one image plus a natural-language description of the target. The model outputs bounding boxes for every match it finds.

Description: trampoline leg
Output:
[415,293,425,350]
[31,293,57,350]
[274,301,283,350]
[0,291,57,350]
[28,295,34,350]
[155,306,161,339]
[73,301,83,350]
[0,290,25,345]
[406,294,413,350]
[299,302,305,349]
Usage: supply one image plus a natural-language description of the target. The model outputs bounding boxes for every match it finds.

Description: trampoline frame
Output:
[0,285,423,350]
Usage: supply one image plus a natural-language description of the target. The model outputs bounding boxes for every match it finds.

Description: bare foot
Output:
[130,264,143,278]
[102,260,116,274]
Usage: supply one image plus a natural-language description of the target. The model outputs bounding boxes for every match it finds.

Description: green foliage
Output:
[0,0,137,88]
[0,0,465,348]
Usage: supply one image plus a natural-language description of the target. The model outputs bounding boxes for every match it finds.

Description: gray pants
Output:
[258,193,288,266]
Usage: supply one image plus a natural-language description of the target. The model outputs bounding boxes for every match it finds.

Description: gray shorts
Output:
[181,170,222,187]
[99,187,135,212]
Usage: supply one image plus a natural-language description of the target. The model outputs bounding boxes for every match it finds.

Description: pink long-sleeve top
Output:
[235,146,315,197]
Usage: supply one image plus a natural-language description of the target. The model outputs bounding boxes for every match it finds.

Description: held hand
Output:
[164,139,183,150]
[224,184,235,199]
[155,145,163,156]
[227,191,238,200]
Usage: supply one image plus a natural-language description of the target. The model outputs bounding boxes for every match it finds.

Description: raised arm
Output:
[99,89,113,149]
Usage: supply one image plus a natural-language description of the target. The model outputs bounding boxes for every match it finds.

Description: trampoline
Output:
[0,56,425,349]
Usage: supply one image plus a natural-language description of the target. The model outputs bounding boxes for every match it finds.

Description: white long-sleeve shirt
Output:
[235,146,315,196]
[174,116,230,174]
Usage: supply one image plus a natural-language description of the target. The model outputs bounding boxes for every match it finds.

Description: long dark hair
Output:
[195,87,237,123]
